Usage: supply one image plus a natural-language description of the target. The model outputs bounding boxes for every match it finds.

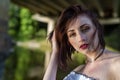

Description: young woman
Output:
[43,5,120,80]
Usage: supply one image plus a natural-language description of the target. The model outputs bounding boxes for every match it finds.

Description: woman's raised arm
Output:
[43,31,58,80]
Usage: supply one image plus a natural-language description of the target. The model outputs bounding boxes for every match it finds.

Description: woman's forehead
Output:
[67,15,94,29]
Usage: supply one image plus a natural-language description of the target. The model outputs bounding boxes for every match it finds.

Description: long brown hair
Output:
[49,5,105,69]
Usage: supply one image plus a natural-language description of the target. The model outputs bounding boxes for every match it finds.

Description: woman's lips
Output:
[80,44,88,50]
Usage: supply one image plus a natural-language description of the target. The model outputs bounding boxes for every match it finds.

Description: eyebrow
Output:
[67,24,87,33]
[67,30,74,33]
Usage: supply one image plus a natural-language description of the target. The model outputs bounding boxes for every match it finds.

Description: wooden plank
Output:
[40,0,64,11]
[28,0,58,15]
[53,0,70,8]
[92,0,104,17]
[113,0,119,17]
[11,0,49,15]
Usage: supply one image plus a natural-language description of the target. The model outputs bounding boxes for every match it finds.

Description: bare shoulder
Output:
[108,51,120,69]
[109,52,120,79]
[111,52,120,63]
[103,50,120,68]
[73,64,85,72]
[104,49,120,62]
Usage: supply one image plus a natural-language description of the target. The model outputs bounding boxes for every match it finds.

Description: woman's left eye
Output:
[81,26,90,32]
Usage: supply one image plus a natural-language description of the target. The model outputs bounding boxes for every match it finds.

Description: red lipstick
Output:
[80,44,88,50]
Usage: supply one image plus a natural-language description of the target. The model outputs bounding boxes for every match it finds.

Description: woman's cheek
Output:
[69,40,74,46]
[71,41,78,50]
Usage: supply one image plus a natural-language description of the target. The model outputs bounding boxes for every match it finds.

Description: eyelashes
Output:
[68,26,90,38]
[81,26,90,33]
[69,33,76,37]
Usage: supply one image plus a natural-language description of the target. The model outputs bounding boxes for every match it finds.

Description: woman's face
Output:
[67,15,99,55]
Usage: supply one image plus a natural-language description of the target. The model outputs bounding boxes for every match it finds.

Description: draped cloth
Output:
[63,71,96,80]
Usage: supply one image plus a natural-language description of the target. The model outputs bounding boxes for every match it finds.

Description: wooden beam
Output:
[76,0,85,7]
[113,0,119,17]
[32,14,55,35]
[57,0,70,7]
[67,0,85,7]
[28,0,58,15]
[99,18,120,25]
[53,0,70,8]
[40,0,64,11]
[91,0,104,17]
[11,0,48,15]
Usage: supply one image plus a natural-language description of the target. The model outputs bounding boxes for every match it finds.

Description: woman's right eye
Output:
[69,33,76,37]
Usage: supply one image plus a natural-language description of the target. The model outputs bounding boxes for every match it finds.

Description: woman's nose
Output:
[77,33,86,42]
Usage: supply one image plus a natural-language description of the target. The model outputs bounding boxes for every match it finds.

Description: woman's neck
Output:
[86,48,104,63]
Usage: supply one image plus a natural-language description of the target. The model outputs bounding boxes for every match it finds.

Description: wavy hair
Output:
[49,5,105,69]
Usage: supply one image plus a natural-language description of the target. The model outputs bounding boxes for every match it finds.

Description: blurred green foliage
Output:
[5,3,47,80]
[105,26,120,50]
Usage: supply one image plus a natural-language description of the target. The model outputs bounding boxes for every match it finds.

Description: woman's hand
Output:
[48,30,58,52]
[43,30,58,80]
[51,31,58,52]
